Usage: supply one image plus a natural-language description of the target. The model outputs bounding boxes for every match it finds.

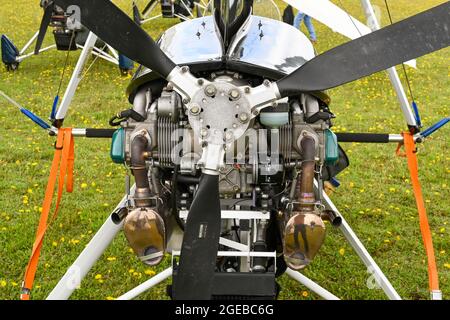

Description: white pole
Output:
[46,186,134,300]
[117,268,173,300]
[285,268,340,300]
[19,31,39,55]
[54,32,98,121]
[359,0,417,128]
[17,45,57,62]
[317,181,402,300]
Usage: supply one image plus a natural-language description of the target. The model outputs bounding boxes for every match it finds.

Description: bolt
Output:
[233,185,240,192]
[224,131,234,141]
[204,84,217,97]
[263,79,270,87]
[197,79,204,85]
[200,127,209,137]
[271,102,278,107]
[190,104,201,115]
[244,87,251,94]
[166,82,174,91]
[232,123,238,129]
[238,112,249,123]
[181,66,189,73]
[229,89,240,100]
[252,110,260,116]
[182,98,190,104]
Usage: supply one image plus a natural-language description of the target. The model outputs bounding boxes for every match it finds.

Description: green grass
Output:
[0,0,448,300]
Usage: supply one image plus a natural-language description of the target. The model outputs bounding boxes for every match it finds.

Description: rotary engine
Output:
[112,71,347,272]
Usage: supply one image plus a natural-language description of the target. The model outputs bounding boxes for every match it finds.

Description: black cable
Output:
[383,0,416,103]
[233,219,241,243]
[337,0,363,37]
[55,29,76,97]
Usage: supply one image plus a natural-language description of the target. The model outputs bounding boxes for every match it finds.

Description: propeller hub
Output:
[188,82,252,146]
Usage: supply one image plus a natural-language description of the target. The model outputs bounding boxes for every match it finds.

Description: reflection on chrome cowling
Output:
[124,208,166,266]
[283,212,326,270]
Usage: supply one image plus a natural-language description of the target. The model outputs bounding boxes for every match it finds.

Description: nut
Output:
[189,104,201,115]
[238,113,249,123]
[229,89,241,100]
[204,84,217,97]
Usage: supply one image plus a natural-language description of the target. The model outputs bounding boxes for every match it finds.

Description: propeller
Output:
[53,0,176,78]
[172,173,222,300]
[35,1,54,55]
[275,1,450,97]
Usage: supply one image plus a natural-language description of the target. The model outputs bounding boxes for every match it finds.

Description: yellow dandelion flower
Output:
[144,269,156,276]
[302,291,309,297]
[444,263,450,269]
[106,296,115,300]
[339,248,345,256]
[0,280,6,287]
[94,274,102,280]
[107,256,116,262]
[52,241,58,247]
[81,183,88,189]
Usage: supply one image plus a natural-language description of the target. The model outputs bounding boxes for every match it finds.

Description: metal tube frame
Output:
[46,182,401,300]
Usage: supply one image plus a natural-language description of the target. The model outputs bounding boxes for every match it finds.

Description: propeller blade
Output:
[53,0,176,78]
[172,173,221,300]
[276,2,450,97]
[35,2,54,55]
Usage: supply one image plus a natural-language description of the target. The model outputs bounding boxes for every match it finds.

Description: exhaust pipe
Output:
[125,133,166,266]
[131,134,152,208]
[283,136,326,270]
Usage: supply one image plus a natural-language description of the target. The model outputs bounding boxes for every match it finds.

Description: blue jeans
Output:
[293,12,317,41]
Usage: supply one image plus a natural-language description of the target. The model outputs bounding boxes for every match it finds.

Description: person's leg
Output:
[304,15,317,41]
[293,12,305,29]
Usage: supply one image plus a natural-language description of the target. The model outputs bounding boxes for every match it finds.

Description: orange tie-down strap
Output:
[20,128,74,300]
[396,132,440,299]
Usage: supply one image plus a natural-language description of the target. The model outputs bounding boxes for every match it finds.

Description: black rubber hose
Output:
[336,133,389,143]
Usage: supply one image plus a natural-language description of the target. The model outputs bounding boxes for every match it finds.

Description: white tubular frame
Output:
[46,186,134,300]
[46,183,401,300]
[19,31,39,55]
[17,45,57,62]
[314,180,401,300]
[55,32,98,121]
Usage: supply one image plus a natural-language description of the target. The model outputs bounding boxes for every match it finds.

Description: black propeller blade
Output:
[172,173,222,300]
[35,1,54,55]
[276,2,450,97]
[53,0,176,78]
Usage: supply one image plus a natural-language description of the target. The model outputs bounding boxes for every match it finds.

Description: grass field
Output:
[0,0,448,300]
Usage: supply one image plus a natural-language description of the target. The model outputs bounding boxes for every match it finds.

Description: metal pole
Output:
[116,268,173,300]
[46,186,134,300]
[54,32,98,121]
[17,45,57,62]
[19,31,39,55]
[285,268,340,300]
[316,181,402,300]
[359,0,417,128]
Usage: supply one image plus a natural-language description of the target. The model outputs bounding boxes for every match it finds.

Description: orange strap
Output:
[396,132,440,294]
[21,128,74,300]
